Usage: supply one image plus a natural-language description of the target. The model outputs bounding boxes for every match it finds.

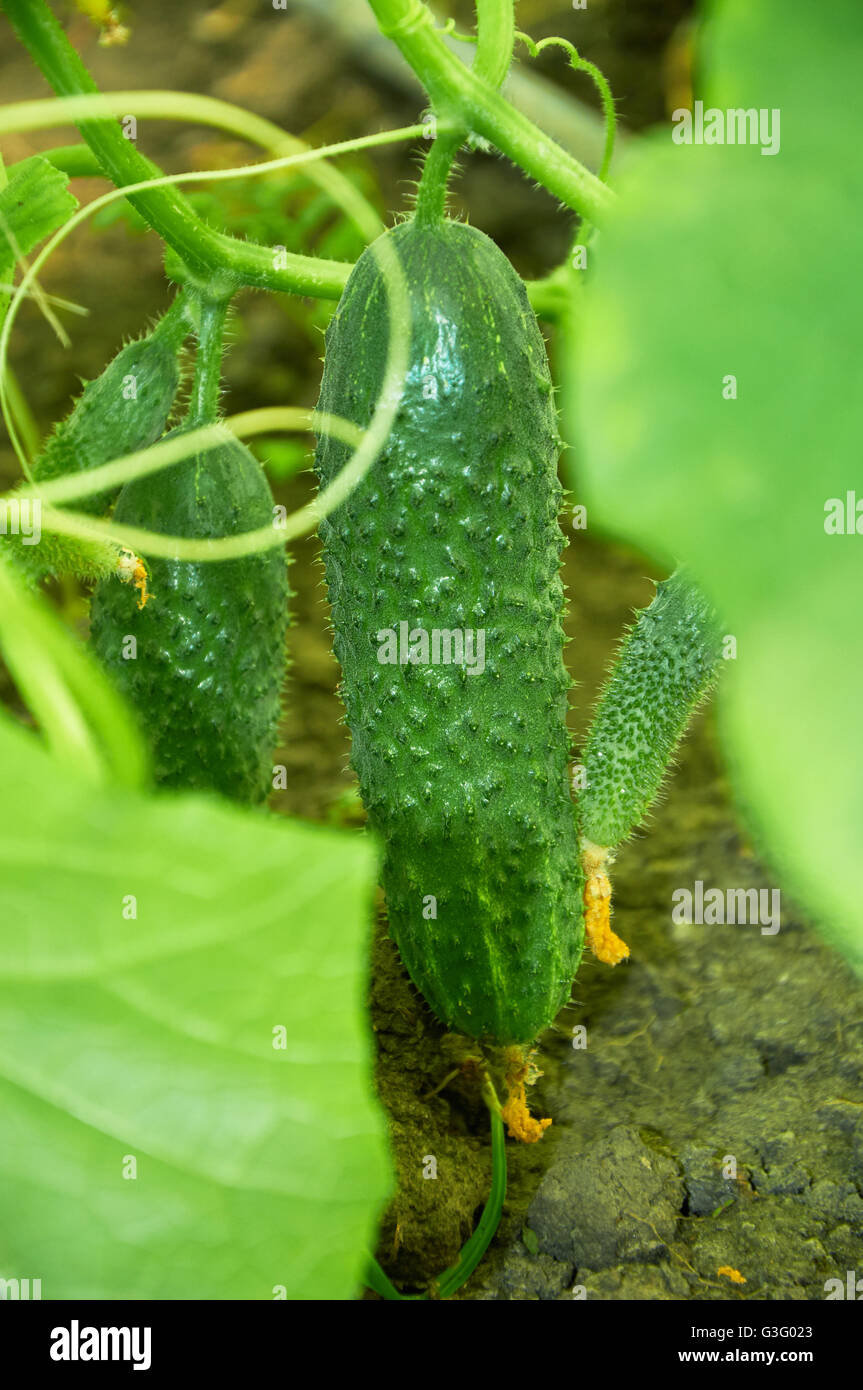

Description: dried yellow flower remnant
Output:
[117,549,151,610]
[582,853,630,965]
[717,1266,746,1284]
[501,1046,552,1144]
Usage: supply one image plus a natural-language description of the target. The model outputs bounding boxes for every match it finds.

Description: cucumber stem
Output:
[186,297,229,428]
[1,0,367,299]
[367,0,614,225]
[149,289,194,352]
[2,0,213,277]
[414,0,515,227]
[414,129,463,226]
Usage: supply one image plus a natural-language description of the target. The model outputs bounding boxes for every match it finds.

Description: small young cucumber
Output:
[579,568,722,852]
[89,434,288,803]
[315,218,583,1045]
[32,298,188,515]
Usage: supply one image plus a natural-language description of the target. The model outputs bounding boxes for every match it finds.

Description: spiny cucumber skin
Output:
[579,570,722,849]
[2,525,116,587]
[315,219,583,1045]
[89,437,288,804]
[33,332,182,516]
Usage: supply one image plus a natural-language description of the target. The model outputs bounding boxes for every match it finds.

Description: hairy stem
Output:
[368,0,614,224]
[414,129,462,226]
[474,0,515,89]
[4,0,218,278]
[414,1,515,228]
[187,297,230,428]
[1,1,385,295]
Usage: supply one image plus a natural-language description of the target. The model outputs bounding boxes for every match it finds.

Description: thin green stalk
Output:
[364,1093,507,1300]
[415,1,515,228]
[1,1,401,294]
[4,135,558,317]
[3,367,42,464]
[0,95,392,246]
[367,0,614,225]
[474,0,516,89]
[435,1106,506,1298]
[513,30,617,262]
[9,409,363,515]
[186,297,230,428]
[4,0,219,280]
[414,129,463,226]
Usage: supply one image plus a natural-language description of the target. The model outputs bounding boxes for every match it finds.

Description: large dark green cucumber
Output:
[33,299,188,515]
[89,434,288,803]
[315,218,583,1045]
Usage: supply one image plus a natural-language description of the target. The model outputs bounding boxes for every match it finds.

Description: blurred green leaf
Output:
[0,155,77,318]
[571,0,863,968]
[0,712,389,1297]
[253,436,313,481]
[0,155,77,267]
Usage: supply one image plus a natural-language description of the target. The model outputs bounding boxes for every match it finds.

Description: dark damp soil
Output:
[6,0,861,1302]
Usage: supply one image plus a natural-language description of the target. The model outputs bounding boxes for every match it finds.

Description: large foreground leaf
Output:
[0,713,388,1299]
[572,0,863,969]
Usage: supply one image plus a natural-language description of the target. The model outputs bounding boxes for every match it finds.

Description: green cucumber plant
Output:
[0,0,728,1300]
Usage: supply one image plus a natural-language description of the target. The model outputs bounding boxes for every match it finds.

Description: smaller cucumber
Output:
[89,433,289,803]
[33,297,188,515]
[579,568,722,851]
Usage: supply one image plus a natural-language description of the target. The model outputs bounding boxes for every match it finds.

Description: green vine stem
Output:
[186,296,230,428]
[473,0,516,91]
[365,1093,507,1300]
[367,0,614,226]
[9,409,363,516]
[414,0,516,227]
[2,132,565,318]
[414,130,463,227]
[1,2,599,314]
[0,96,410,253]
[435,1103,506,1298]
[1,0,402,294]
[4,0,221,282]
